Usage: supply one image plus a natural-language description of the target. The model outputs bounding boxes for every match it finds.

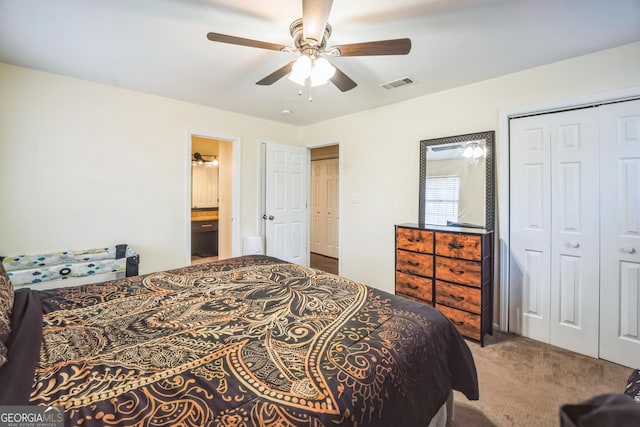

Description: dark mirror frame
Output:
[418,130,495,231]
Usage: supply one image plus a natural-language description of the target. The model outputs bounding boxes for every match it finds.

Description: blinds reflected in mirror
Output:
[424,175,460,225]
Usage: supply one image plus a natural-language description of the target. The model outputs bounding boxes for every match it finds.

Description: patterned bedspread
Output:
[3,255,478,426]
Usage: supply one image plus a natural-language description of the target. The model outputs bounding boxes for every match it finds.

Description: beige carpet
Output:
[450,331,633,427]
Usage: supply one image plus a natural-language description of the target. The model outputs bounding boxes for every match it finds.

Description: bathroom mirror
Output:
[418,130,495,230]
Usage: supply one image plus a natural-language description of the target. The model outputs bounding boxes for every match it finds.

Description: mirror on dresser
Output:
[418,130,495,231]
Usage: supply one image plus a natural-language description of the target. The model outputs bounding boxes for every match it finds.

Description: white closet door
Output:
[599,99,640,367]
[310,158,339,258]
[509,115,552,341]
[510,109,600,357]
[548,108,599,357]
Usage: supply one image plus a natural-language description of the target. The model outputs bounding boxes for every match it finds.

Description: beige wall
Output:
[300,42,640,324]
[2,42,640,325]
[0,63,299,274]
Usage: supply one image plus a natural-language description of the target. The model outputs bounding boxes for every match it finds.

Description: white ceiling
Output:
[1,0,639,126]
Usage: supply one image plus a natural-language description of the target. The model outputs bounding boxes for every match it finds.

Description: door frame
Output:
[185,130,242,265]
[498,86,640,332]
[257,138,342,274]
[305,139,342,275]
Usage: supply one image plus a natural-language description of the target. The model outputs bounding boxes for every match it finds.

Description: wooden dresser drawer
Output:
[435,280,481,314]
[436,233,482,261]
[396,228,434,253]
[396,250,434,277]
[435,256,481,287]
[436,304,481,341]
[396,272,432,303]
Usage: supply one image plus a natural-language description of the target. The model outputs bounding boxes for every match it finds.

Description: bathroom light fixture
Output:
[192,152,219,166]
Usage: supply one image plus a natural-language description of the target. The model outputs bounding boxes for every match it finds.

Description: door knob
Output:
[622,247,636,254]
[568,241,580,248]
[262,214,275,221]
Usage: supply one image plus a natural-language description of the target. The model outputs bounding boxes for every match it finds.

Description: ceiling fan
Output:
[206,0,411,92]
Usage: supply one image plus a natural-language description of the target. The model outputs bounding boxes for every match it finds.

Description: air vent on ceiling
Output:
[381,76,415,90]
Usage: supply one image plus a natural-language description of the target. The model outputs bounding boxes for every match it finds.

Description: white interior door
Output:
[509,115,552,341]
[599,99,640,367]
[548,108,600,357]
[264,142,308,265]
[310,158,339,258]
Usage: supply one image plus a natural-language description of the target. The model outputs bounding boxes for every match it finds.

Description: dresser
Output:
[395,223,493,345]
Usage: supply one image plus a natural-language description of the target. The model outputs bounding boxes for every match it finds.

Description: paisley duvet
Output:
[0,255,478,426]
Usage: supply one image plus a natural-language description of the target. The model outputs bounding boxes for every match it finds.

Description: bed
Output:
[0,255,478,426]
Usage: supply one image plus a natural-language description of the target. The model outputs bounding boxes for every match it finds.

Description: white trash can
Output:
[242,236,264,255]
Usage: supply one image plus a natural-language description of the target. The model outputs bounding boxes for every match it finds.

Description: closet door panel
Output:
[310,161,324,254]
[509,116,551,341]
[600,99,640,368]
[549,109,599,358]
[619,262,640,338]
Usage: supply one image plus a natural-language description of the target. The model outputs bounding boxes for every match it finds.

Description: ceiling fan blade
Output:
[207,32,289,52]
[302,0,333,44]
[330,65,357,92]
[330,38,412,56]
[256,61,296,86]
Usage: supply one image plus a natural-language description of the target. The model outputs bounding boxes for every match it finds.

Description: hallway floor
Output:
[310,253,338,275]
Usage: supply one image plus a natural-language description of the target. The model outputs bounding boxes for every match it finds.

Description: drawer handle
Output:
[448,242,465,250]
[452,320,465,327]
[449,268,465,275]
[201,224,213,228]
[408,236,422,243]
[407,284,419,290]
[449,293,465,302]
[408,260,420,267]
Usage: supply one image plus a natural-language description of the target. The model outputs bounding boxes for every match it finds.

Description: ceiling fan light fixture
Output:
[462,142,487,160]
[289,55,312,85]
[310,57,335,87]
[289,54,335,87]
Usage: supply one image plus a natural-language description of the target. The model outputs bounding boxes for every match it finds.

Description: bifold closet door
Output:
[509,114,552,342]
[509,108,600,358]
[548,108,599,358]
[599,99,640,368]
[310,158,339,258]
